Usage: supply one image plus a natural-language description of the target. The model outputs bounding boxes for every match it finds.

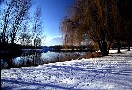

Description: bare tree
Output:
[19,22,32,46]
[1,0,14,43]
[32,7,44,47]
[1,0,32,44]
[10,0,32,44]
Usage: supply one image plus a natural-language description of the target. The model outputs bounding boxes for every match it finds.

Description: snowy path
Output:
[1,50,132,90]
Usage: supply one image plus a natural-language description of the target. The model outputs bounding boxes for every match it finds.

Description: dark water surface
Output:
[1,49,87,69]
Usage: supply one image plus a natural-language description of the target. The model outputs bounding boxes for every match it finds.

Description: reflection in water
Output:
[1,51,44,69]
[14,52,44,68]
[1,50,83,69]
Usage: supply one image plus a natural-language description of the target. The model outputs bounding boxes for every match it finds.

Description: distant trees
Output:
[61,0,132,56]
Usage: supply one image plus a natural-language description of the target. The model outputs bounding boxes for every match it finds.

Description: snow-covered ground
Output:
[1,50,132,90]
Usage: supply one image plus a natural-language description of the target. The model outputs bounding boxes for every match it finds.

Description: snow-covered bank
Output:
[1,50,132,90]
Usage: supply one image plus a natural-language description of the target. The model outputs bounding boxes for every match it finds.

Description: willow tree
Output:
[60,1,88,47]
[60,17,78,46]
[61,0,121,56]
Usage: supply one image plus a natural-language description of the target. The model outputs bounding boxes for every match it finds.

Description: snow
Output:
[109,49,128,53]
[1,50,132,90]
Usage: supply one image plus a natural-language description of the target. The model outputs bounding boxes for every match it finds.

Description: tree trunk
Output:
[107,41,112,54]
[127,40,130,51]
[102,41,108,56]
[11,30,17,44]
[11,37,15,44]
[98,41,102,52]
[117,38,121,53]
[98,41,108,56]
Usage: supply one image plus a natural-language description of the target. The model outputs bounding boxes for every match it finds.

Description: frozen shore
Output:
[1,50,132,90]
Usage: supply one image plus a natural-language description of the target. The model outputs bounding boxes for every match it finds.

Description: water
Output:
[1,50,87,69]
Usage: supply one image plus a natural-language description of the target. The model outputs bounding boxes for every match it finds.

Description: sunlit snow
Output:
[1,50,132,90]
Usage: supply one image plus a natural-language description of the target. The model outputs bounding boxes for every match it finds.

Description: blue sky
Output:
[32,0,75,46]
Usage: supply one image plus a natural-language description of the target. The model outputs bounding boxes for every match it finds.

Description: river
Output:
[1,49,88,69]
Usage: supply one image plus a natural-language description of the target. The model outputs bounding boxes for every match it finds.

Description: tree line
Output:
[60,0,132,56]
[0,0,44,50]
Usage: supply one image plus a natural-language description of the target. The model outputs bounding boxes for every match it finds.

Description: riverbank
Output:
[1,50,132,90]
